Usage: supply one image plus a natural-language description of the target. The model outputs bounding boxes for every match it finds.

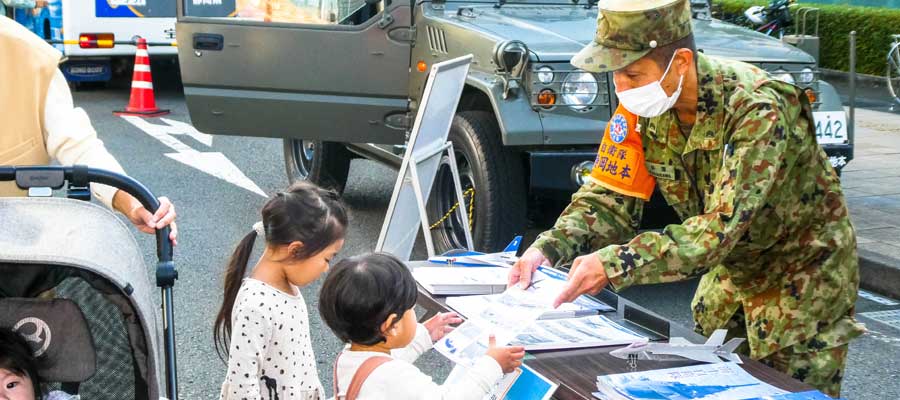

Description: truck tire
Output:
[283,139,352,193]
[427,111,527,253]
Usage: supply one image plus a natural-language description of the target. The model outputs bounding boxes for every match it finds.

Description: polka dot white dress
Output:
[220,279,324,400]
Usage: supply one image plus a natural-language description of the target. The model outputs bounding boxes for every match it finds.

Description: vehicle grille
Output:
[426,25,448,54]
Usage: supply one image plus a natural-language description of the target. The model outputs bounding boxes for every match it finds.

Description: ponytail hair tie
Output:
[252,221,265,239]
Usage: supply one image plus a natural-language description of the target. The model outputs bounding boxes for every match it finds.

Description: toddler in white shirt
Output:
[318,253,525,400]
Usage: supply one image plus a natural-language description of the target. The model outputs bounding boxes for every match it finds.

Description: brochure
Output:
[434,288,546,367]
[594,362,788,400]
[413,266,508,295]
[511,315,646,351]
[446,364,559,400]
[446,267,614,320]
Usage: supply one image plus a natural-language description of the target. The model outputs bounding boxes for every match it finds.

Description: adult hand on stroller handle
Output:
[0,165,176,264]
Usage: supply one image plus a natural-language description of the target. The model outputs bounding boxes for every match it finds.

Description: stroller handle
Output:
[1,165,181,399]
[0,165,175,285]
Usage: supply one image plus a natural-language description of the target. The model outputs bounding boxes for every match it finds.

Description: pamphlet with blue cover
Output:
[594,362,788,400]
[447,364,559,400]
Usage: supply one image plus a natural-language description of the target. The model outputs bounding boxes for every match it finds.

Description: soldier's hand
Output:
[508,247,550,289]
[553,251,609,308]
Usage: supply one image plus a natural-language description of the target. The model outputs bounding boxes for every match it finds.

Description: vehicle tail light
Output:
[79,33,115,49]
[804,88,817,104]
[537,89,556,108]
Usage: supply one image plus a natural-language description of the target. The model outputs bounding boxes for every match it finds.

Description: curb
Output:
[858,249,900,300]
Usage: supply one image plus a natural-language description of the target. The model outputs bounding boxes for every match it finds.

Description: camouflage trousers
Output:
[723,310,849,398]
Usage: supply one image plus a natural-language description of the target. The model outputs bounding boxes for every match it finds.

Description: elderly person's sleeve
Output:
[43,69,126,209]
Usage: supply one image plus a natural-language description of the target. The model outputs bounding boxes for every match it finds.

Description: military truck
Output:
[175,0,852,252]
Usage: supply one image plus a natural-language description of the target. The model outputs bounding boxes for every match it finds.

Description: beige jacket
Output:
[1,16,124,207]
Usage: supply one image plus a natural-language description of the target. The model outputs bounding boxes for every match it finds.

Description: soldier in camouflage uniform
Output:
[508,0,865,397]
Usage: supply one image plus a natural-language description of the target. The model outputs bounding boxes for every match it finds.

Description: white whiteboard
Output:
[375,55,473,261]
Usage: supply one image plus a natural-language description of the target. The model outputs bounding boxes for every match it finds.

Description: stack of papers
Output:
[445,267,640,351]
[746,392,843,400]
[413,266,508,295]
[594,363,788,400]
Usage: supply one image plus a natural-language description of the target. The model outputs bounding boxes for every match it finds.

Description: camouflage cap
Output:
[571,0,693,73]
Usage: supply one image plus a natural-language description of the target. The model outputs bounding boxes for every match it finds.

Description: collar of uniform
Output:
[682,53,727,154]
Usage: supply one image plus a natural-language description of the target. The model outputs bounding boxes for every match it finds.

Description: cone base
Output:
[113,108,170,118]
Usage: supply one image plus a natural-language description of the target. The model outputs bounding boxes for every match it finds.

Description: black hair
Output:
[318,252,418,346]
[214,181,349,361]
[0,327,44,396]
[646,33,697,71]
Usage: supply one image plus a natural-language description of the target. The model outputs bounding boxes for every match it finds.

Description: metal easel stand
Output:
[406,141,475,258]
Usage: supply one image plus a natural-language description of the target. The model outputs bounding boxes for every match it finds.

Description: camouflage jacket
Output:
[532,53,864,359]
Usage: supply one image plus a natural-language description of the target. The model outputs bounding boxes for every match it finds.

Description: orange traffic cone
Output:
[114,37,169,117]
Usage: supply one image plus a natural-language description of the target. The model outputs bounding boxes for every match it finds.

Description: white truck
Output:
[9,0,233,82]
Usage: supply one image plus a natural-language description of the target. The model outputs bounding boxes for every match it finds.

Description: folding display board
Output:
[375,55,474,261]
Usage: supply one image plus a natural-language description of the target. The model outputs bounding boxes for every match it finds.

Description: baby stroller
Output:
[0,165,179,400]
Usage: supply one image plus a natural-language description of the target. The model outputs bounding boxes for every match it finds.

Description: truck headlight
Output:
[562,71,598,110]
[798,67,815,85]
[772,69,795,84]
[536,66,554,84]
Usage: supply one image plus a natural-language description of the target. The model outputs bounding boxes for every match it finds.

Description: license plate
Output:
[813,111,847,145]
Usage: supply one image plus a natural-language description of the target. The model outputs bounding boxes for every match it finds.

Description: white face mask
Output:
[615,53,684,118]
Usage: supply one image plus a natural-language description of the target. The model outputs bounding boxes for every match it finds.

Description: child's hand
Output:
[424,312,463,342]
[485,334,525,374]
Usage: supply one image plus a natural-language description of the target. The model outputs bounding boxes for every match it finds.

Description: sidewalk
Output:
[840,107,900,299]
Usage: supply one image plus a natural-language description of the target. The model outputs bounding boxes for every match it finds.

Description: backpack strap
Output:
[333,353,392,400]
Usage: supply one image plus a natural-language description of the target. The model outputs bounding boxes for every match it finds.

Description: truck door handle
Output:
[193,33,223,51]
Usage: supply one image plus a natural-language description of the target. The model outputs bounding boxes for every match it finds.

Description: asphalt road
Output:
[69,66,900,399]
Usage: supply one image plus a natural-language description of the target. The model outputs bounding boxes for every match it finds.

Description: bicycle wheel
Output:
[887,42,900,105]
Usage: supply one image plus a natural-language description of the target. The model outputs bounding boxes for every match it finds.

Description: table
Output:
[408,261,815,400]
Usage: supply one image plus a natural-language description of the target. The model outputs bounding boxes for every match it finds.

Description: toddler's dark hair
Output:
[0,327,43,396]
[214,181,349,361]
[319,252,418,346]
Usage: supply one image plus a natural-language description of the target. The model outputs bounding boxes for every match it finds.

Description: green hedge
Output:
[713,0,900,75]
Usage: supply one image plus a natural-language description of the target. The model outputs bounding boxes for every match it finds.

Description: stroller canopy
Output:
[0,197,163,400]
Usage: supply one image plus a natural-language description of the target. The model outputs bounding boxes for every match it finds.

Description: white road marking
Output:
[121,116,267,197]
[158,117,214,147]
[858,290,900,306]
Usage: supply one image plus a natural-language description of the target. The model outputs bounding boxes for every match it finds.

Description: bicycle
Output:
[716,0,794,38]
[743,0,794,38]
[887,34,900,105]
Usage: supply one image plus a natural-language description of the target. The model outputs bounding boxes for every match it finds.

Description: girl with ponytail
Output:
[214,182,348,400]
